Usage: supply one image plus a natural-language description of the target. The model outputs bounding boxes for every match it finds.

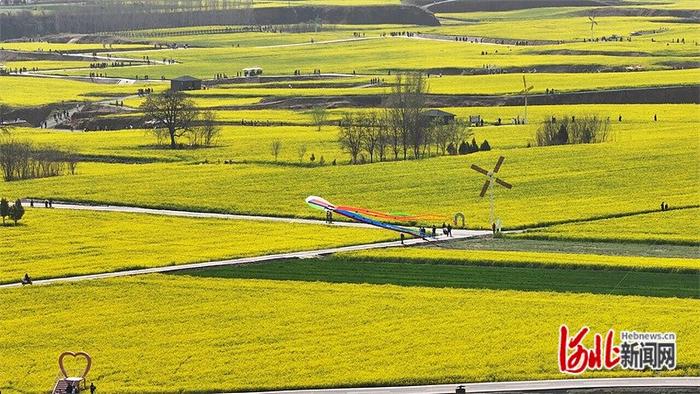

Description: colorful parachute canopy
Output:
[306,196,433,237]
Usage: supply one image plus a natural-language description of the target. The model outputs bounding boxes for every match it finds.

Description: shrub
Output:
[0,198,9,225]
[458,141,469,155]
[470,138,479,153]
[9,199,24,225]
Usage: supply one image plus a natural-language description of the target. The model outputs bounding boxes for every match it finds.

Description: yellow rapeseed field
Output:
[518,208,700,245]
[0,275,697,393]
[0,208,395,284]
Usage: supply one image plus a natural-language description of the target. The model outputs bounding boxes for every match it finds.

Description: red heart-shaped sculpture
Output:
[59,351,92,379]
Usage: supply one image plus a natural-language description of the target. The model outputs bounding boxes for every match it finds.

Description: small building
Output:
[243,67,263,77]
[469,115,482,126]
[171,75,201,91]
[421,109,456,125]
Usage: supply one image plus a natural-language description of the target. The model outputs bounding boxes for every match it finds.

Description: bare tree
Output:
[361,113,380,163]
[384,72,428,160]
[271,140,282,161]
[0,103,11,134]
[198,110,221,146]
[338,113,364,164]
[310,106,328,131]
[434,119,470,156]
[66,150,79,175]
[141,91,199,148]
[376,115,389,162]
[297,144,308,163]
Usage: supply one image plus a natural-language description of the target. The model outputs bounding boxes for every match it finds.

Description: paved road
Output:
[229,377,700,394]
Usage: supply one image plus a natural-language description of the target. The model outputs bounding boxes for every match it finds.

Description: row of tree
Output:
[0,198,24,225]
[335,72,484,164]
[0,140,78,181]
[337,111,474,164]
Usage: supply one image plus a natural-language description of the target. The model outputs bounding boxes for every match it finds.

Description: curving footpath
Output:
[231,377,700,394]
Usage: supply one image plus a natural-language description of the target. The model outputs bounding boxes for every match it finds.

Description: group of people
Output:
[52,110,72,124]
[660,201,670,211]
[28,199,53,208]
[63,381,96,394]
[136,87,154,96]
[240,119,283,127]
[402,223,454,244]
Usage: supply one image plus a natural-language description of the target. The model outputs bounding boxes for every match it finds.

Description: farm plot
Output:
[0,76,165,107]
[517,207,700,245]
[0,208,395,284]
[0,275,697,393]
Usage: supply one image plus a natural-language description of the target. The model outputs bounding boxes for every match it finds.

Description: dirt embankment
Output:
[3,103,78,126]
[252,85,700,110]
[424,0,624,13]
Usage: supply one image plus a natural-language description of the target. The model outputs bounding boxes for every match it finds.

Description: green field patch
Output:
[178,257,699,298]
